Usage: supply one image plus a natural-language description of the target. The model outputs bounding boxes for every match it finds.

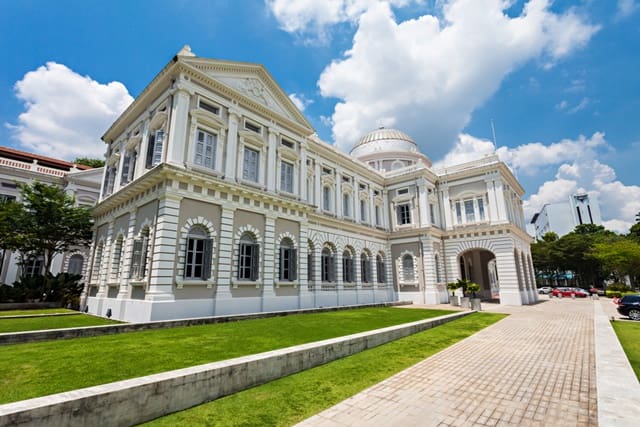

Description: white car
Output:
[538,286,552,294]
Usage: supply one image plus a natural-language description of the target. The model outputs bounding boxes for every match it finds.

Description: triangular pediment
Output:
[179,57,314,132]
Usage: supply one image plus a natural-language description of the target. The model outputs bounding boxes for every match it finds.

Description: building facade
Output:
[530,193,602,240]
[0,147,102,285]
[85,46,536,322]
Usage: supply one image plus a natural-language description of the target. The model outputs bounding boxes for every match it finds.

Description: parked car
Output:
[551,287,589,298]
[616,294,640,321]
[589,287,605,296]
[538,286,552,294]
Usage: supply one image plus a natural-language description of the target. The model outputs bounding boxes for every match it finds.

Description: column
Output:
[145,196,180,301]
[266,128,278,192]
[134,119,150,179]
[96,221,114,298]
[382,190,390,229]
[369,190,375,227]
[166,88,191,165]
[262,215,276,300]
[215,207,236,301]
[493,178,508,222]
[314,162,322,212]
[417,178,429,227]
[298,224,311,308]
[300,145,307,201]
[225,110,239,181]
[117,210,137,299]
[441,185,452,230]
[335,170,343,218]
[353,175,360,222]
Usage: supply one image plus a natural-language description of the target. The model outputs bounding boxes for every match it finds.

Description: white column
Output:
[225,110,239,181]
[300,145,307,201]
[262,215,276,304]
[441,185,452,230]
[494,179,508,222]
[134,120,150,180]
[314,162,322,212]
[417,178,429,227]
[215,207,236,302]
[166,88,191,165]
[382,190,390,229]
[96,222,114,298]
[266,128,278,192]
[353,176,360,222]
[117,211,137,299]
[145,196,180,301]
[335,170,343,218]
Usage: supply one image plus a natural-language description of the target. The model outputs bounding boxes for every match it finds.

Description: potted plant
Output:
[447,281,461,306]
[466,281,482,311]
[457,278,471,309]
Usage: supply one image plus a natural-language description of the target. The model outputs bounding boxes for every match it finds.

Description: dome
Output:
[350,127,431,170]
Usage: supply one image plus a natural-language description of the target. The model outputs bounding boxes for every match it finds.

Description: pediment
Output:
[180,58,313,132]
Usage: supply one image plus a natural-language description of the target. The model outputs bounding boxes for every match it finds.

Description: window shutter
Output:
[121,153,131,183]
[152,130,164,166]
[202,238,213,279]
[130,239,143,278]
[291,249,297,281]
[146,133,156,168]
[237,244,243,280]
[329,256,335,282]
[279,247,284,281]
[250,243,259,281]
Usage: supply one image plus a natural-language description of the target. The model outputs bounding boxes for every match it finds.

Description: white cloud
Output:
[307,0,598,153]
[616,0,638,19]
[567,97,590,114]
[436,132,639,233]
[289,92,313,111]
[7,62,133,160]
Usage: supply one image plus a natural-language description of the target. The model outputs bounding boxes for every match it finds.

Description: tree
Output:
[591,240,640,287]
[73,157,105,168]
[0,182,93,274]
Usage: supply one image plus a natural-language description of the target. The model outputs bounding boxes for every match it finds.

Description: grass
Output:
[0,308,75,317]
[0,307,454,404]
[144,312,506,426]
[0,314,120,333]
[612,320,640,381]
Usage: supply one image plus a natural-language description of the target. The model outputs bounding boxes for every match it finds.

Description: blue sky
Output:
[1,0,638,231]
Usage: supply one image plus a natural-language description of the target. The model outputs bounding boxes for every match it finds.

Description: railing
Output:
[434,154,499,175]
[0,158,69,177]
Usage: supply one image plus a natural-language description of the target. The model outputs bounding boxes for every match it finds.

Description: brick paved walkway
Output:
[298,299,597,426]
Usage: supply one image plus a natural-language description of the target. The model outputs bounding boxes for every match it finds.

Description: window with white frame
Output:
[238,233,259,281]
[130,227,150,280]
[91,242,104,282]
[376,254,385,283]
[22,255,44,277]
[280,160,294,193]
[342,250,354,283]
[402,254,415,282]
[111,235,124,280]
[103,166,116,197]
[453,197,487,225]
[184,226,213,280]
[321,247,335,282]
[360,252,371,283]
[322,186,332,211]
[375,205,381,226]
[360,199,367,222]
[146,129,165,168]
[278,238,297,281]
[242,147,260,182]
[67,254,84,276]
[194,129,217,169]
[397,203,411,225]
[120,149,137,185]
[343,193,351,217]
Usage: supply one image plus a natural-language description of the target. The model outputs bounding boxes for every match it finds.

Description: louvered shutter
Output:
[202,238,213,279]
[250,244,259,281]
[291,249,297,281]
[145,133,156,167]
[278,247,284,281]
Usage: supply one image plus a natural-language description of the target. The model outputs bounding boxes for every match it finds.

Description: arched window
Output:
[376,254,385,283]
[321,247,335,282]
[238,233,259,281]
[278,238,297,281]
[343,250,354,283]
[361,252,371,283]
[402,254,415,282]
[130,227,150,280]
[67,254,84,276]
[184,226,213,280]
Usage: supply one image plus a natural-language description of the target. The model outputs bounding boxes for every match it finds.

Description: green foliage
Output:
[0,307,455,403]
[0,182,93,274]
[606,283,631,292]
[73,157,104,168]
[144,313,506,427]
[1,273,84,305]
[466,282,480,298]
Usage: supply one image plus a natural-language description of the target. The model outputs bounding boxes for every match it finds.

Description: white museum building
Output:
[0,147,102,285]
[84,46,536,322]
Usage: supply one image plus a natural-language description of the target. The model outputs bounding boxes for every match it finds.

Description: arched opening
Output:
[458,249,498,301]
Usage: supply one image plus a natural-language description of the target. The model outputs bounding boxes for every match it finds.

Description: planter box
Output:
[449,295,460,306]
[471,298,482,311]
[460,297,470,309]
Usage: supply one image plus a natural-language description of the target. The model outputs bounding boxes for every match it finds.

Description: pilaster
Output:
[166,88,191,165]
[215,207,236,299]
[417,178,429,227]
[145,196,180,301]
[266,128,278,192]
[262,215,276,298]
[225,110,239,181]
[117,211,138,299]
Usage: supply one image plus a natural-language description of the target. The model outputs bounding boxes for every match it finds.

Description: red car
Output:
[551,287,589,298]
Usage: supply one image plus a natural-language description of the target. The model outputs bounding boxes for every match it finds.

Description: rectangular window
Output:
[184,238,212,280]
[280,161,294,193]
[360,200,367,222]
[103,166,116,196]
[281,138,295,149]
[242,147,260,182]
[478,198,485,221]
[195,130,217,169]
[321,251,335,282]
[465,199,475,223]
[130,233,149,279]
[146,130,165,168]
[244,121,262,134]
[343,194,351,217]
[397,203,411,225]
[238,243,259,280]
[323,187,331,211]
[23,256,44,278]
[199,100,220,115]
[375,205,381,225]
[279,247,297,281]
[455,201,462,224]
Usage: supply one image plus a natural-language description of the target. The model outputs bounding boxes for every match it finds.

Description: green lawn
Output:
[0,308,75,317]
[612,320,640,380]
[0,307,454,404]
[145,312,506,426]
[0,314,120,333]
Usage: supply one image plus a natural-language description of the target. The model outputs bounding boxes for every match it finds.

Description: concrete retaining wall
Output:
[0,310,471,427]
[0,301,412,346]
